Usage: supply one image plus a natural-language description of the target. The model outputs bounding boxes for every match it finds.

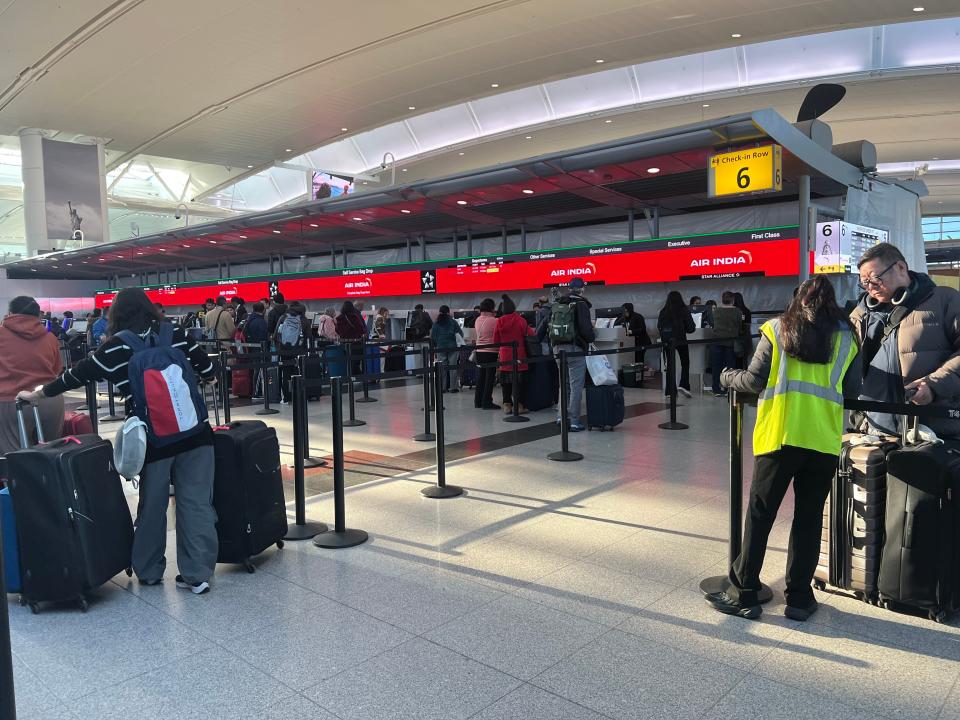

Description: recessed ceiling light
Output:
[351,216,364,221]
[938,200,944,204]
[604,119,613,123]
[51,265,58,269]
[595,59,605,64]
[400,209,411,214]
[525,135,532,139]
[309,223,318,228]
[31,268,36,271]
[285,148,292,152]
[731,33,742,38]
[66,263,72,266]
[913,6,925,11]
[137,252,143,255]
[209,240,217,244]
[933,157,940,160]
[702,103,710,107]
[272,230,281,234]
[159,248,165,251]
[456,200,468,205]
[647,167,661,174]
[458,152,465,156]
[408,106,416,110]
[522,189,534,194]
[401,168,408,172]
[239,234,247,239]
[340,127,348,132]
[491,83,499,88]
[182,245,189,249]
[247,165,253,169]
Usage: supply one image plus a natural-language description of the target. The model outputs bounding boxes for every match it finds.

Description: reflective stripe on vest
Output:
[753,318,856,456]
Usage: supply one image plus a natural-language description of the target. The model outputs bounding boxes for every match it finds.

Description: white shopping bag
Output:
[585,345,618,386]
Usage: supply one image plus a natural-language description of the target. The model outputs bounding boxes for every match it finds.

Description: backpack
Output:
[277,314,303,349]
[116,324,208,448]
[548,301,577,344]
[204,308,225,341]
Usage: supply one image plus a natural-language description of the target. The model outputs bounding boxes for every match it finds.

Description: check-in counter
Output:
[593,325,627,373]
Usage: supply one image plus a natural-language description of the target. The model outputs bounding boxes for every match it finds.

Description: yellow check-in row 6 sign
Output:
[708,145,782,198]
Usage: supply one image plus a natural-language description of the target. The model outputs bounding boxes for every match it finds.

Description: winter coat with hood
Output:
[493,312,535,372]
[0,314,63,402]
[850,271,960,437]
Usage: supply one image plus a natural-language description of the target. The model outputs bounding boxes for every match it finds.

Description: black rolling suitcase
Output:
[523,358,554,412]
[879,442,960,622]
[585,384,625,431]
[6,405,133,613]
[384,345,405,373]
[256,365,281,404]
[302,355,324,400]
[814,435,896,602]
[208,391,287,572]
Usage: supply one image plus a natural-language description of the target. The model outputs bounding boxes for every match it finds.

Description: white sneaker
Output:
[678,387,692,398]
[176,575,210,595]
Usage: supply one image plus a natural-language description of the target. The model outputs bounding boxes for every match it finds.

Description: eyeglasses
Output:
[858,261,899,291]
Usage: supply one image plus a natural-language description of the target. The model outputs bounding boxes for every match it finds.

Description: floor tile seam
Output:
[503,576,655,629]
[690,667,756,720]
[935,671,960,719]
[8,649,64,714]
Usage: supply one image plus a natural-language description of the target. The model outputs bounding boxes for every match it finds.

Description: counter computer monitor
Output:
[71,320,88,333]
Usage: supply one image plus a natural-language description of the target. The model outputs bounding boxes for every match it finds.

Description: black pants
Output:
[475,351,497,407]
[729,445,835,606]
[501,370,527,407]
[664,344,690,393]
[280,362,294,403]
[710,344,736,394]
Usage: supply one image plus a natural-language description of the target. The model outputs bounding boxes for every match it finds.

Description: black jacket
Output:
[243,312,269,344]
[266,303,288,336]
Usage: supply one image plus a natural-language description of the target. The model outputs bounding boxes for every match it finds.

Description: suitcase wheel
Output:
[930,610,948,623]
[243,560,256,574]
[77,597,89,613]
[813,580,826,591]
[125,567,133,577]
[276,540,284,550]
[29,602,39,615]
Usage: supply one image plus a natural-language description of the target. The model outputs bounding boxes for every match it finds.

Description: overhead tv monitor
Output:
[312,172,353,200]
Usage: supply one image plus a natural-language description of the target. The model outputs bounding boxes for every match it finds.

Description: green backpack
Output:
[548,301,577,344]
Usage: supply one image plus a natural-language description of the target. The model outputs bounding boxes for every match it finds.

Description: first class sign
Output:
[95,226,800,308]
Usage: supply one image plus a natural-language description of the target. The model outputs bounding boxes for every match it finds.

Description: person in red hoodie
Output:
[493,294,535,414]
[0,296,63,453]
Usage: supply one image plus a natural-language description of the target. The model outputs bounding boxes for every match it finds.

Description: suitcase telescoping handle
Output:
[15,398,45,448]
[203,379,221,426]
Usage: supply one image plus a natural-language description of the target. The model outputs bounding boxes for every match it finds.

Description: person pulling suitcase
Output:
[18,288,220,595]
[710,276,860,621]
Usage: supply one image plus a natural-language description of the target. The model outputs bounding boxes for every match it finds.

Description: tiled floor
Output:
[11,381,960,719]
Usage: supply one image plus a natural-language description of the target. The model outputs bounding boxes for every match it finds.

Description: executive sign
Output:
[708,144,783,198]
[95,226,800,308]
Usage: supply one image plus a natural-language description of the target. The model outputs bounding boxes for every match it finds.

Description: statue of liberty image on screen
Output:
[68,201,83,240]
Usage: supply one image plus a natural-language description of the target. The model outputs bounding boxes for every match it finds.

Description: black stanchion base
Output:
[413,432,436,442]
[284,521,327,541]
[256,408,281,416]
[98,414,124,422]
[304,457,328,468]
[342,419,367,427]
[548,450,584,462]
[698,575,774,604]
[356,395,378,403]
[313,528,368,549]
[503,415,530,423]
[421,484,463,499]
[658,421,689,430]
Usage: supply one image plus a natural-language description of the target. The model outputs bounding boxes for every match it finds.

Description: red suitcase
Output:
[232,369,253,398]
[63,411,94,436]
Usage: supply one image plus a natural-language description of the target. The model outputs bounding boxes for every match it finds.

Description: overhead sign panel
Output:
[814,221,888,274]
[95,226,800,308]
[708,145,783,198]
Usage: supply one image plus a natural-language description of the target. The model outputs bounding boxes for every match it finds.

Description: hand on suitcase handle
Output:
[16,387,44,406]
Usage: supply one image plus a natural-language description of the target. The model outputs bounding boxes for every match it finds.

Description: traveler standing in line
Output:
[18,288,220,595]
[549,278,595,431]
[0,296,64,454]
[266,293,288,337]
[709,292,743,397]
[275,301,312,405]
[204,296,236,346]
[317,306,338,342]
[534,292,560,406]
[230,296,248,325]
[430,305,464,393]
[493,294,534,414]
[474,298,499,409]
[732,292,753,368]
[701,299,717,329]
[657,291,695,397]
[408,303,433,341]
[243,302,269,344]
[614,302,651,365]
[708,275,860,620]
[89,307,108,348]
[464,306,481,330]
[373,307,390,341]
[336,300,367,374]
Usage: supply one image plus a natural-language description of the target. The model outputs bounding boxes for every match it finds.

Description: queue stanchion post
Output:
[356,343,378,403]
[699,390,772,603]
[296,356,328,469]
[548,350,583,462]
[85,381,99,435]
[98,381,123,422]
[284,375,328,541]
[413,347,436,442]
[218,350,232,425]
[0,525,16,720]
[422,360,463,499]
[255,341,279,416]
[341,342,366,428]
[503,341,529,423]
[313,376,368,549]
[658,339,688,430]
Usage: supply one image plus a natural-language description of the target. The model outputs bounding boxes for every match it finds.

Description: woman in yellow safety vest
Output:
[707,275,860,622]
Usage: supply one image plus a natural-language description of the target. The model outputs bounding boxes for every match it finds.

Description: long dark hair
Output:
[437,304,453,325]
[107,288,163,336]
[779,275,854,363]
[660,290,687,330]
[501,294,517,315]
[340,301,357,316]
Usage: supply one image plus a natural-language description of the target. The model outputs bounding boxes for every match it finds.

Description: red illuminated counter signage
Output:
[95,225,799,308]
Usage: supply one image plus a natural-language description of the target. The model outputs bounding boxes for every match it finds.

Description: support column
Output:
[19,129,47,257]
[466,228,473,257]
[406,237,412,262]
[419,234,426,261]
[520,224,527,252]
[501,226,507,254]
[798,174,811,283]
[452,230,458,258]
[627,208,635,242]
